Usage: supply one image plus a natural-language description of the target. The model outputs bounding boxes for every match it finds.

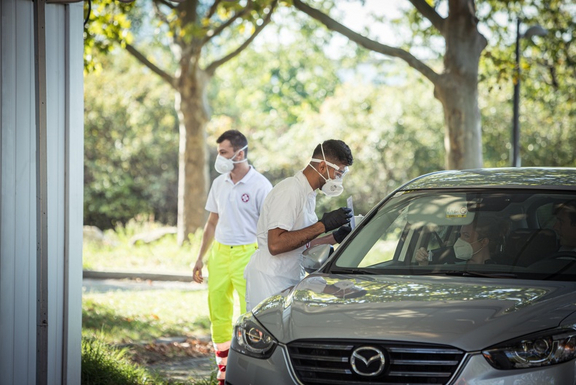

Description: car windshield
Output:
[331,189,576,281]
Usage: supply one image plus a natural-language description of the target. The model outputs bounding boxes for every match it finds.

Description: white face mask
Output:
[453,238,474,260]
[321,177,344,197]
[453,238,483,261]
[214,145,248,174]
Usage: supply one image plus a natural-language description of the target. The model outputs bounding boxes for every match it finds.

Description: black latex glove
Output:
[333,225,351,244]
[320,207,352,232]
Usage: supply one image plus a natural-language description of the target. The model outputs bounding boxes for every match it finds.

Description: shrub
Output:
[81,336,161,385]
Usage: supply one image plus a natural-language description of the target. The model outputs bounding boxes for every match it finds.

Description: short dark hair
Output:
[554,200,576,226]
[217,130,248,158]
[474,217,508,254]
[312,140,353,167]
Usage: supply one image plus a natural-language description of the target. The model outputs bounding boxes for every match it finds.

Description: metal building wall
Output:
[0,1,84,384]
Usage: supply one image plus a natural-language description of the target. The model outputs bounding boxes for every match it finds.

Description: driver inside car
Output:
[553,200,576,252]
[415,218,507,265]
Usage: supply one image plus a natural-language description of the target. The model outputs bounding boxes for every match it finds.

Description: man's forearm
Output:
[268,222,326,255]
[196,213,218,261]
[196,233,214,261]
[310,233,335,248]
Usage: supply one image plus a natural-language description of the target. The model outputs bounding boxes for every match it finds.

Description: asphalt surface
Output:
[82,277,207,293]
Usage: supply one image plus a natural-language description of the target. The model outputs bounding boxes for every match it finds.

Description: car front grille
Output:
[287,340,464,385]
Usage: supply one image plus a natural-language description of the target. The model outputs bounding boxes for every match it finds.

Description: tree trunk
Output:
[434,0,487,170]
[176,68,212,245]
[434,74,482,169]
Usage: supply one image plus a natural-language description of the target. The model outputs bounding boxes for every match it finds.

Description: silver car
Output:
[226,168,576,385]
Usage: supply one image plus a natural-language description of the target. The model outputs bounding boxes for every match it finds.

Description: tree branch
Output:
[125,43,176,89]
[154,0,175,10]
[202,5,251,46]
[153,1,171,25]
[204,0,277,76]
[408,0,446,34]
[292,0,441,85]
[205,0,222,19]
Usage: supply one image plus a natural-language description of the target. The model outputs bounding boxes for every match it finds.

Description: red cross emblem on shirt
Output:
[241,193,250,203]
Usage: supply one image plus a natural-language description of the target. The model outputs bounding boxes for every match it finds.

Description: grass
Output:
[82,290,211,344]
[83,219,203,273]
[82,220,230,384]
[82,335,218,385]
[82,336,163,385]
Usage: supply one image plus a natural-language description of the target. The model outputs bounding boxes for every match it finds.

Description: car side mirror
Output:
[302,244,333,273]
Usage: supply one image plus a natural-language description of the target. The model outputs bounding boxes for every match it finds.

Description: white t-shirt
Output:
[245,171,318,282]
[205,166,272,246]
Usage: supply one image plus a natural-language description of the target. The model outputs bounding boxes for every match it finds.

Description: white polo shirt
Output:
[205,166,272,246]
[245,171,318,282]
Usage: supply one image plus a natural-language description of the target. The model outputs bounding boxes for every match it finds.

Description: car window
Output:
[536,203,557,229]
[332,190,576,281]
[358,208,407,267]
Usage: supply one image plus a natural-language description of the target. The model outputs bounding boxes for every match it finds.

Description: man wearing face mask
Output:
[244,139,354,312]
[416,217,506,265]
[192,130,272,385]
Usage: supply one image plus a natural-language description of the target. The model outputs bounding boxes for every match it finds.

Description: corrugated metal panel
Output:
[1,1,37,384]
[35,0,50,381]
[46,5,66,383]
[63,4,84,383]
[0,1,83,384]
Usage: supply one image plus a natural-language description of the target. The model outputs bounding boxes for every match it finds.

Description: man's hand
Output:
[320,207,352,232]
[415,247,430,266]
[192,259,204,283]
[333,225,351,243]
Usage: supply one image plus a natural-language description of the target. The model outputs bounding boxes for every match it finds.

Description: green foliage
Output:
[82,220,202,272]
[82,238,221,383]
[83,0,576,230]
[479,1,575,93]
[84,51,179,230]
[81,227,234,345]
[276,77,445,216]
[190,373,218,385]
[477,0,576,168]
[81,336,160,385]
[208,16,340,125]
[206,14,342,184]
[81,334,217,384]
[84,0,135,73]
[480,82,576,168]
[85,0,280,72]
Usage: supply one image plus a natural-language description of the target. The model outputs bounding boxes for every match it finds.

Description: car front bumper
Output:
[226,344,576,385]
[226,343,302,385]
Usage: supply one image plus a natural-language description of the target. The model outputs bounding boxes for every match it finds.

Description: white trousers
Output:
[244,266,299,312]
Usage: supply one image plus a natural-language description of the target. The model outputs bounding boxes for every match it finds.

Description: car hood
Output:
[253,274,576,351]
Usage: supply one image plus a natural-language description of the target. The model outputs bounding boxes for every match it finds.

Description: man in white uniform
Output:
[192,130,272,385]
[244,139,354,311]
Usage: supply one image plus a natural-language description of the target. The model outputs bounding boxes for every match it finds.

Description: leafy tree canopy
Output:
[84,51,179,229]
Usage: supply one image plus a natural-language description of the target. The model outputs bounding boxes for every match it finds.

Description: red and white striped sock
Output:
[214,341,231,385]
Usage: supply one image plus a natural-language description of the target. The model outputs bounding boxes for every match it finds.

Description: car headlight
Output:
[482,328,576,369]
[231,312,277,359]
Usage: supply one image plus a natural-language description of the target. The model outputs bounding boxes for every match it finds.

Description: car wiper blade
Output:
[331,267,379,275]
[442,271,518,278]
[332,268,518,278]
[406,270,517,278]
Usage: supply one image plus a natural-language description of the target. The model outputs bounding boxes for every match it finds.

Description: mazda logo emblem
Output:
[350,346,385,376]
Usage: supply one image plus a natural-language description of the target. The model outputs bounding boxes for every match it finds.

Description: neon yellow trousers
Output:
[207,241,257,344]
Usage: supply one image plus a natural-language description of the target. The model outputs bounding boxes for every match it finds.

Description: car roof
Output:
[401,167,576,191]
